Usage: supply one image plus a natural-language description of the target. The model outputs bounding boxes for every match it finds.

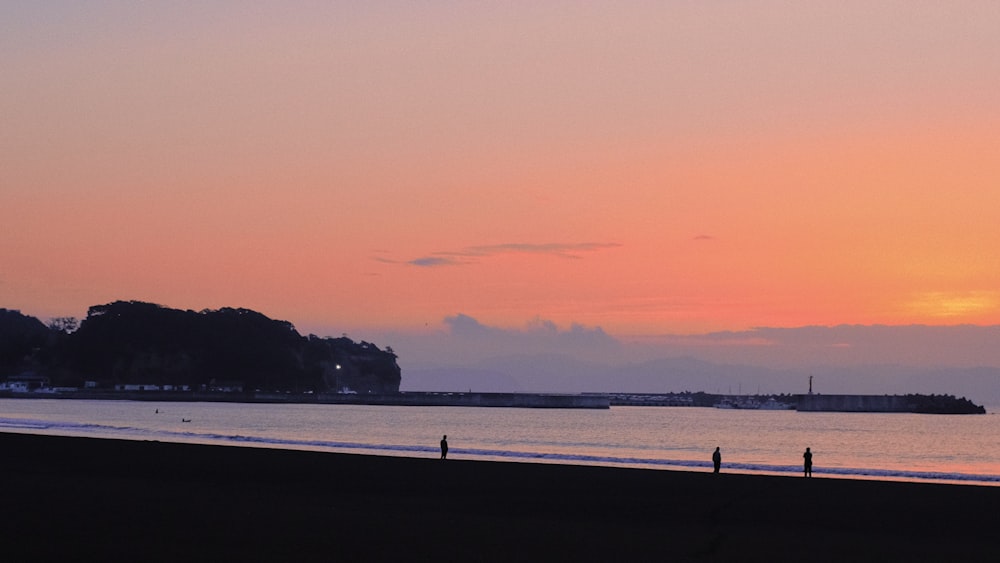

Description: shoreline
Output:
[2,432,996,561]
[5,428,998,487]
[0,391,988,414]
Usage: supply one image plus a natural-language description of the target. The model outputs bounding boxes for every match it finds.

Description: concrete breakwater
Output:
[603,392,985,413]
[796,394,913,412]
[310,391,611,409]
[795,393,985,414]
[0,390,610,409]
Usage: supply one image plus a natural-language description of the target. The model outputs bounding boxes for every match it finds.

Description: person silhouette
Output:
[712,447,722,474]
[440,435,448,460]
[803,447,813,477]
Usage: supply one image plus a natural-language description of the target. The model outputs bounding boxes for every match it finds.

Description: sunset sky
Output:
[4,2,1000,342]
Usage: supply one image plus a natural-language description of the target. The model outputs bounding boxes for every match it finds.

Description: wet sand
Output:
[1,432,995,562]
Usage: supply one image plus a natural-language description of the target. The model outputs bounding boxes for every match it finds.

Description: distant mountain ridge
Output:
[0,301,401,394]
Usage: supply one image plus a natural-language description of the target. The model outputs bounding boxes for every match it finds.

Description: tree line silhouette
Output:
[0,301,401,394]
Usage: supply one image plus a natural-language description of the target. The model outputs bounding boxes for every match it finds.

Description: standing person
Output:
[712,447,722,473]
[803,447,813,477]
[440,435,448,460]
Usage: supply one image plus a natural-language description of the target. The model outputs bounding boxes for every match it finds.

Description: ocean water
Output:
[1,398,997,486]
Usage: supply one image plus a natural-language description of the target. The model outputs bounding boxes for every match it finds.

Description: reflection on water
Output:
[1,399,997,485]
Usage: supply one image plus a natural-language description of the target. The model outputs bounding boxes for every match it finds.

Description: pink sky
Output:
[3,2,1000,339]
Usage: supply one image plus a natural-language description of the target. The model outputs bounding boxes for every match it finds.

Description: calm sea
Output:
[1,399,997,486]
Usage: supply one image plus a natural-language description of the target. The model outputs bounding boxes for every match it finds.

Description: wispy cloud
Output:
[408,242,621,267]
[409,256,464,267]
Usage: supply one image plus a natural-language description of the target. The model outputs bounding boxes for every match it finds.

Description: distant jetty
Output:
[307,391,611,409]
[607,392,986,414]
[795,393,986,414]
[0,389,611,409]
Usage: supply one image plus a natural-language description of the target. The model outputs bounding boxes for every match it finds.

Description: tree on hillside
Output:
[0,309,54,376]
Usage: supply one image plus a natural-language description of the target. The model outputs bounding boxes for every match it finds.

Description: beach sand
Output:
[1,432,995,562]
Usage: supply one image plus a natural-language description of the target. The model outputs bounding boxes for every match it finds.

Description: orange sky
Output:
[3,2,1000,337]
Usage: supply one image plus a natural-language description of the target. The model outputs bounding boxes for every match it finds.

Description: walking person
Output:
[440,435,448,460]
[712,447,722,474]
[803,447,813,477]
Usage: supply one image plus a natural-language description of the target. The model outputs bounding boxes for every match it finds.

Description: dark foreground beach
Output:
[1,433,996,562]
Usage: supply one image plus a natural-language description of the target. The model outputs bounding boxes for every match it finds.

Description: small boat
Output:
[758,397,794,410]
[713,397,762,409]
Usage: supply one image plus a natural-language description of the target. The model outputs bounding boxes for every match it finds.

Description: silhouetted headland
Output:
[0,302,401,394]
